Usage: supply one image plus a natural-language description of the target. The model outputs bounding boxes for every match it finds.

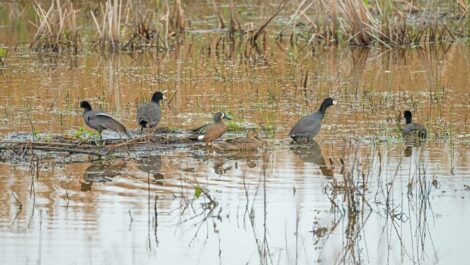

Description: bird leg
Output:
[96,131,105,147]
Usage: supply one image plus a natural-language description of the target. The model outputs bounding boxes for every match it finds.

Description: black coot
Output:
[80,101,129,142]
[137,91,164,134]
[289,97,336,142]
[402,110,427,142]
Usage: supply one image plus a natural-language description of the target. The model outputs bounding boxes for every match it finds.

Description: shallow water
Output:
[1,2,470,264]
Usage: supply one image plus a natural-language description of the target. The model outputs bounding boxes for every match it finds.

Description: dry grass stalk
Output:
[157,0,185,49]
[170,0,185,34]
[90,0,126,52]
[327,0,376,46]
[123,11,160,51]
[229,1,242,35]
[212,0,225,29]
[30,0,80,53]
[251,0,288,44]
[294,0,454,47]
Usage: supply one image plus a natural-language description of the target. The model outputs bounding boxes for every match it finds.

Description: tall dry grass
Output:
[30,0,80,53]
[89,0,187,52]
[283,0,455,47]
[90,0,128,52]
[23,0,463,53]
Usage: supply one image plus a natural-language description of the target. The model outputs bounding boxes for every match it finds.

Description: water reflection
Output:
[404,145,413,157]
[220,152,261,169]
[290,140,334,177]
[81,161,126,191]
[137,155,164,184]
[403,137,427,157]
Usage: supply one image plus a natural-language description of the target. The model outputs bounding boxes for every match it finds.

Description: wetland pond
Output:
[1,7,470,265]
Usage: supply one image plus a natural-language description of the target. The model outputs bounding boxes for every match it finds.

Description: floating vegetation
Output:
[0,133,195,161]
[0,128,270,163]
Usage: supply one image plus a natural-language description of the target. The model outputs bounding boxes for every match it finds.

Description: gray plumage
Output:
[137,91,164,133]
[289,97,336,142]
[402,110,427,140]
[80,101,129,140]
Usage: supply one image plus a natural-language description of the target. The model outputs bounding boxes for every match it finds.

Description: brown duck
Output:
[193,112,232,146]
[216,129,264,151]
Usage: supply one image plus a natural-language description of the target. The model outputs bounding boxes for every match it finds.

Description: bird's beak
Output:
[332,100,337,105]
[163,95,167,100]
[224,113,233,120]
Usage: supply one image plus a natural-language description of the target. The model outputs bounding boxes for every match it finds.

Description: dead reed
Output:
[89,0,187,52]
[122,11,158,51]
[90,0,126,52]
[282,0,456,47]
[8,0,470,52]
[30,0,80,53]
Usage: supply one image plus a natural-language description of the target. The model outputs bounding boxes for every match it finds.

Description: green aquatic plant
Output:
[72,126,97,141]
[0,47,7,65]
[32,130,39,141]
[194,185,202,199]
[42,133,53,142]
[226,120,244,131]
[261,123,276,139]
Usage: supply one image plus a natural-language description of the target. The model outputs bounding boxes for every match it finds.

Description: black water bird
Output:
[289,97,336,142]
[137,91,164,134]
[402,110,427,142]
[80,101,129,142]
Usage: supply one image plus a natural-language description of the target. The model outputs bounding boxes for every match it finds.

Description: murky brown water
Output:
[1,1,470,265]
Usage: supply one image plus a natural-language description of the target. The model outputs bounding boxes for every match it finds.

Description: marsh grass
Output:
[7,0,469,55]
[122,11,158,51]
[30,0,80,53]
[281,0,457,48]
[90,0,126,52]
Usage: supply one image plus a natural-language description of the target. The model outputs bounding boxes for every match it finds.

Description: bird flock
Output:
[80,93,428,148]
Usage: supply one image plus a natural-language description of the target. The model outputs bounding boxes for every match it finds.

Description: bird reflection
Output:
[403,136,427,157]
[137,155,164,185]
[81,161,126,191]
[404,137,427,147]
[404,146,413,157]
[193,149,260,176]
[213,156,231,175]
[290,140,334,177]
